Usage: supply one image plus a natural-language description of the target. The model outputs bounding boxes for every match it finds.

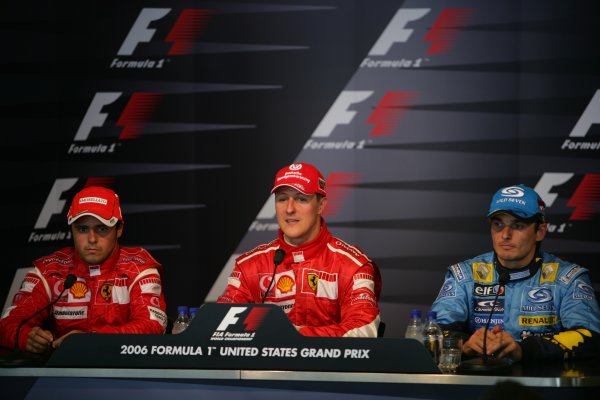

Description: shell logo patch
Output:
[70,281,89,299]
[276,275,295,294]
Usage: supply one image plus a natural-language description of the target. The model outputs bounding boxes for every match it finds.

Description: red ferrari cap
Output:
[271,162,326,196]
[67,186,123,227]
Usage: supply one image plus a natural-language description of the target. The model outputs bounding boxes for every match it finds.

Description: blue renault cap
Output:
[487,184,546,221]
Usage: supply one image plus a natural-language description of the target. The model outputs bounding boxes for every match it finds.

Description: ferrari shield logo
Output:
[307,273,318,291]
[100,282,113,302]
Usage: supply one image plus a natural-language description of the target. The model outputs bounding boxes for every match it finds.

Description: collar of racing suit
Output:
[276,218,331,265]
[493,245,542,283]
[72,244,121,277]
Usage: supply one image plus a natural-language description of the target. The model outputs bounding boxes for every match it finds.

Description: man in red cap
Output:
[218,163,382,337]
[0,186,167,353]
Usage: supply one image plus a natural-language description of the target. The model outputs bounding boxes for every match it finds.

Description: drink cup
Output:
[438,335,463,374]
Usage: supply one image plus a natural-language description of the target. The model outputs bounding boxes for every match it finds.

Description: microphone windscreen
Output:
[273,249,286,266]
[498,272,510,286]
[63,274,77,289]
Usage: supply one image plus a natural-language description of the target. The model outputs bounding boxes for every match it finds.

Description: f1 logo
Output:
[118,8,211,56]
[312,91,373,137]
[216,307,247,331]
[535,173,600,221]
[369,9,430,56]
[74,93,121,141]
[34,178,115,229]
[34,178,78,229]
[74,92,161,141]
[569,89,600,137]
[118,9,171,56]
[369,8,473,56]
[312,90,416,138]
[534,173,573,207]
[215,306,269,331]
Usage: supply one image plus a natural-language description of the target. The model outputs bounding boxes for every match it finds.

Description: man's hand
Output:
[26,326,54,353]
[52,330,84,348]
[463,325,522,362]
[462,326,496,357]
[485,325,522,361]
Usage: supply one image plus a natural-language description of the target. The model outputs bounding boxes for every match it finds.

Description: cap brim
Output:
[271,183,317,196]
[68,212,119,227]
[487,210,542,222]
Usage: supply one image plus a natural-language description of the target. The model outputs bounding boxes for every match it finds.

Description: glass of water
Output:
[439,335,463,374]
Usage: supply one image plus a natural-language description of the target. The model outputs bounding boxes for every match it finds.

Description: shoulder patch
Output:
[237,241,279,265]
[34,248,73,268]
[119,247,160,268]
[450,264,466,282]
[573,280,595,301]
[327,239,370,267]
[560,265,584,285]
[19,276,40,293]
[436,278,457,299]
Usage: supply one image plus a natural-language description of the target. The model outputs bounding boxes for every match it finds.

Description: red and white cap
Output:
[271,162,326,196]
[67,186,123,227]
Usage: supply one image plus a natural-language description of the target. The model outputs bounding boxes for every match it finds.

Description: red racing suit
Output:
[217,222,381,337]
[0,245,167,351]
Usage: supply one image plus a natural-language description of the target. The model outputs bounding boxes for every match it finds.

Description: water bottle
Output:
[404,309,423,341]
[423,310,443,364]
[171,305,190,334]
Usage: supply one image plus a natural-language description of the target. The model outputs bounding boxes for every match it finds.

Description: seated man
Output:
[218,162,381,337]
[432,184,600,361]
[0,186,167,353]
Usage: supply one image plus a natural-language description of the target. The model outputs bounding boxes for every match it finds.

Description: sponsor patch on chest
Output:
[53,305,88,320]
[301,269,338,300]
[259,270,296,299]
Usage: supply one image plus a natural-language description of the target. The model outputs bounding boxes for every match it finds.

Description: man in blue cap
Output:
[432,185,600,361]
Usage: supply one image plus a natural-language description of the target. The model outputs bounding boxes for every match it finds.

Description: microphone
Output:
[261,249,285,304]
[482,271,510,362]
[273,248,285,266]
[14,274,77,351]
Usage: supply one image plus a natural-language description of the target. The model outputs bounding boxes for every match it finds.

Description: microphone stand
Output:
[1,274,77,367]
[261,249,285,304]
[459,272,510,373]
[14,274,77,351]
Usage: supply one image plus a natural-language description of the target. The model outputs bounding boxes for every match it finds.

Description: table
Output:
[1,304,598,399]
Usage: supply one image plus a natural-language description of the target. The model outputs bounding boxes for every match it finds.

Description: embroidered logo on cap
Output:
[79,196,108,205]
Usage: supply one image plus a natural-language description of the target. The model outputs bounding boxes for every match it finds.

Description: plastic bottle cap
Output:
[177,305,189,313]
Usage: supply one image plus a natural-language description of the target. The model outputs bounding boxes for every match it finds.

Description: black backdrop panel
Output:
[1,0,600,338]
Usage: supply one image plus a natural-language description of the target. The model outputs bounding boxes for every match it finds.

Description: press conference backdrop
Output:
[1,0,599,338]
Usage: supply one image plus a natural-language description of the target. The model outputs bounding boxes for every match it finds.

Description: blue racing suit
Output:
[432,251,600,361]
